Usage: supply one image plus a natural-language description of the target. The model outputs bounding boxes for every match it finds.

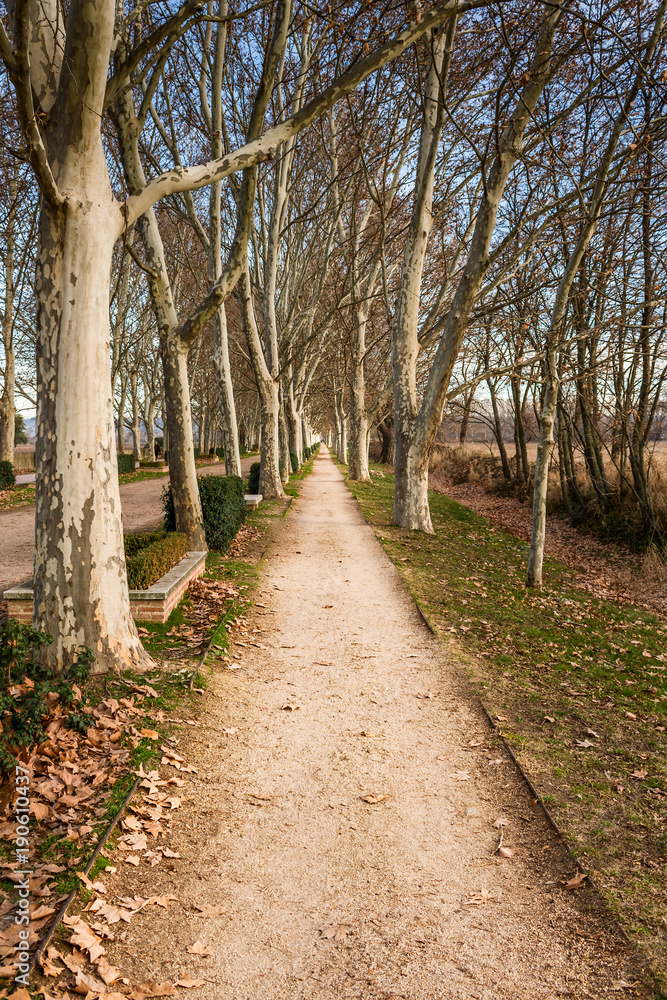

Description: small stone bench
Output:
[3,550,207,626]
[245,494,262,510]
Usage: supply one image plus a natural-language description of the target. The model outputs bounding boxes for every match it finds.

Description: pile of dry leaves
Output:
[0,684,167,995]
[226,523,261,559]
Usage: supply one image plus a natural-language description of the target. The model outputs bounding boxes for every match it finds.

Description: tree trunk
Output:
[488,380,511,480]
[238,268,285,499]
[116,374,127,453]
[34,193,150,674]
[0,168,17,465]
[162,336,206,547]
[348,322,371,481]
[526,343,558,588]
[378,417,394,464]
[458,390,474,446]
[393,432,432,532]
[213,305,241,476]
[130,372,141,460]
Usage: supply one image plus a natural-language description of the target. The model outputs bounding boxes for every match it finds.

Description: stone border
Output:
[3,551,207,626]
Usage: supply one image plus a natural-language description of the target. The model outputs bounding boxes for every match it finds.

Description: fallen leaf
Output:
[319,922,352,941]
[149,895,178,909]
[74,968,106,994]
[561,871,588,890]
[575,739,595,749]
[493,817,509,828]
[174,974,206,988]
[630,769,648,779]
[186,940,212,957]
[95,956,122,985]
[454,771,470,781]
[498,846,515,858]
[129,981,176,998]
[360,794,388,804]
[543,716,555,723]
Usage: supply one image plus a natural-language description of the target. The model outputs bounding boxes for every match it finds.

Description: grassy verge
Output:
[342,462,667,987]
[0,484,37,510]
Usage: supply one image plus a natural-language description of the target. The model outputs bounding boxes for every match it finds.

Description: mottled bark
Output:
[238,267,285,499]
[34,193,149,673]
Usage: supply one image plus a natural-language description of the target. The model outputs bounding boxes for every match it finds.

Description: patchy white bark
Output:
[239,266,285,499]
[0,167,17,464]
[34,188,150,673]
[213,305,241,476]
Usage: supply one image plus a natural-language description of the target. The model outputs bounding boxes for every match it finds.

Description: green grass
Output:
[343,462,667,987]
[0,483,37,510]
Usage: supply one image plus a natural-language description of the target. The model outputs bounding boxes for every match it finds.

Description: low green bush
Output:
[216,447,225,459]
[304,446,311,460]
[117,453,136,475]
[290,452,299,474]
[194,447,201,459]
[0,459,16,489]
[248,461,260,494]
[124,529,167,558]
[0,620,93,777]
[126,531,188,589]
[162,475,246,552]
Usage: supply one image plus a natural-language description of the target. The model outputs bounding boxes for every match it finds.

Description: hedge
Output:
[0,460,15,490]
[125,531,188,590]
[162,475,246,552]
[124,529,167,558]
[248,462,260,494]
[216,447,225,459]
[117,453,136,475]
[290,452,299,474]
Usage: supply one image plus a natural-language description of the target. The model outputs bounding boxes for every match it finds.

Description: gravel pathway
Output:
[100,446,643,998]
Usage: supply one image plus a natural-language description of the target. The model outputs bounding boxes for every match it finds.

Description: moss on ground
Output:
[342,462,667,986]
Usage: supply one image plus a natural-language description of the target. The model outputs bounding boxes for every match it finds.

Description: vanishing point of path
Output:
[102,446,642,999]
[0,457,256,596]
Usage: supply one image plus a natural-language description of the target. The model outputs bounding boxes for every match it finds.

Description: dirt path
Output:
[0,457,256,596]
[101,446,642,999]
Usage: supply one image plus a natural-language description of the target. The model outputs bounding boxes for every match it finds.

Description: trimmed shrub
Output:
[290,452,299,474]
[124,529,167,558]
[248,462,260,494]
[0,460,15,490]
[162,475,246,552]
[126,531,188,589]
[193,447,201,459]
[216,447,225,459]
[304,446,311,460]
[117,453,136,475]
